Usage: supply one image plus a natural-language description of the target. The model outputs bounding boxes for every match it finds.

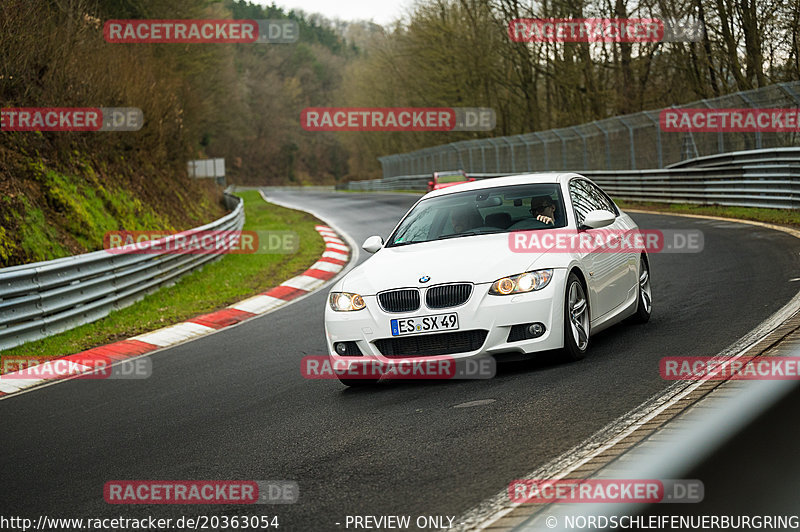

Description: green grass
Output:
[0,191,326,364]
[15,197,70,261]
[6,161,174,265]
[615,200,800,228]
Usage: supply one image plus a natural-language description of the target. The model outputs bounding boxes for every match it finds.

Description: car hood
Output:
[342,232,556,294]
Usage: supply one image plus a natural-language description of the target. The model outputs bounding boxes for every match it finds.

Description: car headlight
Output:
[329,292,366,311]
[489,269,554,295]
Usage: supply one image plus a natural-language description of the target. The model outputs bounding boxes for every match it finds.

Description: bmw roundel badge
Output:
[419,275,431,283]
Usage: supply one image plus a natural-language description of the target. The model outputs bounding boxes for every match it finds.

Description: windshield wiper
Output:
[435,231,478,240]
[436,229,506,241]
[390,230,503,247]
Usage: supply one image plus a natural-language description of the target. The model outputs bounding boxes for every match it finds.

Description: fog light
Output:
[507,322,547,342]
[527,323,546,338]
[334,341,363,356]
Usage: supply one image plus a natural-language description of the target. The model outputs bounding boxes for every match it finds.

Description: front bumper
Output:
[324,269,567,362]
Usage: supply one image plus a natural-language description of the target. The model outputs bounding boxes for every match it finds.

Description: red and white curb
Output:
[0,225,349,397]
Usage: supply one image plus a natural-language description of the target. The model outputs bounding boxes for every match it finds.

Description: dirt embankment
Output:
[0,137,226,267]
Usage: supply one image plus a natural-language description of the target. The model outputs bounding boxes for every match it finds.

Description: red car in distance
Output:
[427,169,474,192]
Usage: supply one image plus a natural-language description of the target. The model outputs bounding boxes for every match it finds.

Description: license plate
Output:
[391,313,459,336]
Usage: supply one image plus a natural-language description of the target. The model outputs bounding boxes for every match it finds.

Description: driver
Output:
[530,195,556,225]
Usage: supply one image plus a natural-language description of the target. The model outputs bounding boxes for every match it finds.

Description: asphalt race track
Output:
[3,189,800,530]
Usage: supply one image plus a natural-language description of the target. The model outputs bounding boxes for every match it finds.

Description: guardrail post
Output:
[738,93,762,149]
[592,121,612,169]
[573,126,589,170]
[643,111,663,168]
[522,135,534,172]
[378,155,390,178]
[533,132,548,171]
[618,116,636,170]
[502,137,515,173]
[699,98,725,155]
[486,138,500,173]
[551,129,567,170]
[452,144,464,170]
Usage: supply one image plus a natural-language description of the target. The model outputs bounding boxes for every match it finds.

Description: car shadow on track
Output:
[335,326,628,394]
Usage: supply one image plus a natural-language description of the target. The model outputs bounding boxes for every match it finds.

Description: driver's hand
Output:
[536,215,554,225]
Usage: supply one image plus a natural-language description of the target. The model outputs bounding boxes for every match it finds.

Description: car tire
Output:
[629,254,652,324]
[563,272,590,361]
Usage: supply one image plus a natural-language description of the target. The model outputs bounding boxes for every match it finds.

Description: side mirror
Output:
[581,210,616,229]
[362,235,384,253]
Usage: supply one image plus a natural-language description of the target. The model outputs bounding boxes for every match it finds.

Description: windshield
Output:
[387,183,567,247]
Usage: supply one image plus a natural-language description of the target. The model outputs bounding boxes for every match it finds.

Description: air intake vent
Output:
[378,289,420,313]
[425,283,473,309]
[374,330,489,357]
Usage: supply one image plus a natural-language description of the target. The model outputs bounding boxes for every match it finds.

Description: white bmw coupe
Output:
[325,173,652,386]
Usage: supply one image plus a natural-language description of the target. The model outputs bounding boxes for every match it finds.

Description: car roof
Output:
[424,172,581,198]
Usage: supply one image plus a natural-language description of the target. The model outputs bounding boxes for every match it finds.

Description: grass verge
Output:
[1,191,326,365]
[615,200,800,229]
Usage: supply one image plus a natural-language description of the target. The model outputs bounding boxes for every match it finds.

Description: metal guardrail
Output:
[0,194,244,350]
[339,148,800,210]
[377,82,800,177]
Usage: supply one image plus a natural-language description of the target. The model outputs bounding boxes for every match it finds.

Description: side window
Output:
[569,179,616,225]
[584,180,618,215]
